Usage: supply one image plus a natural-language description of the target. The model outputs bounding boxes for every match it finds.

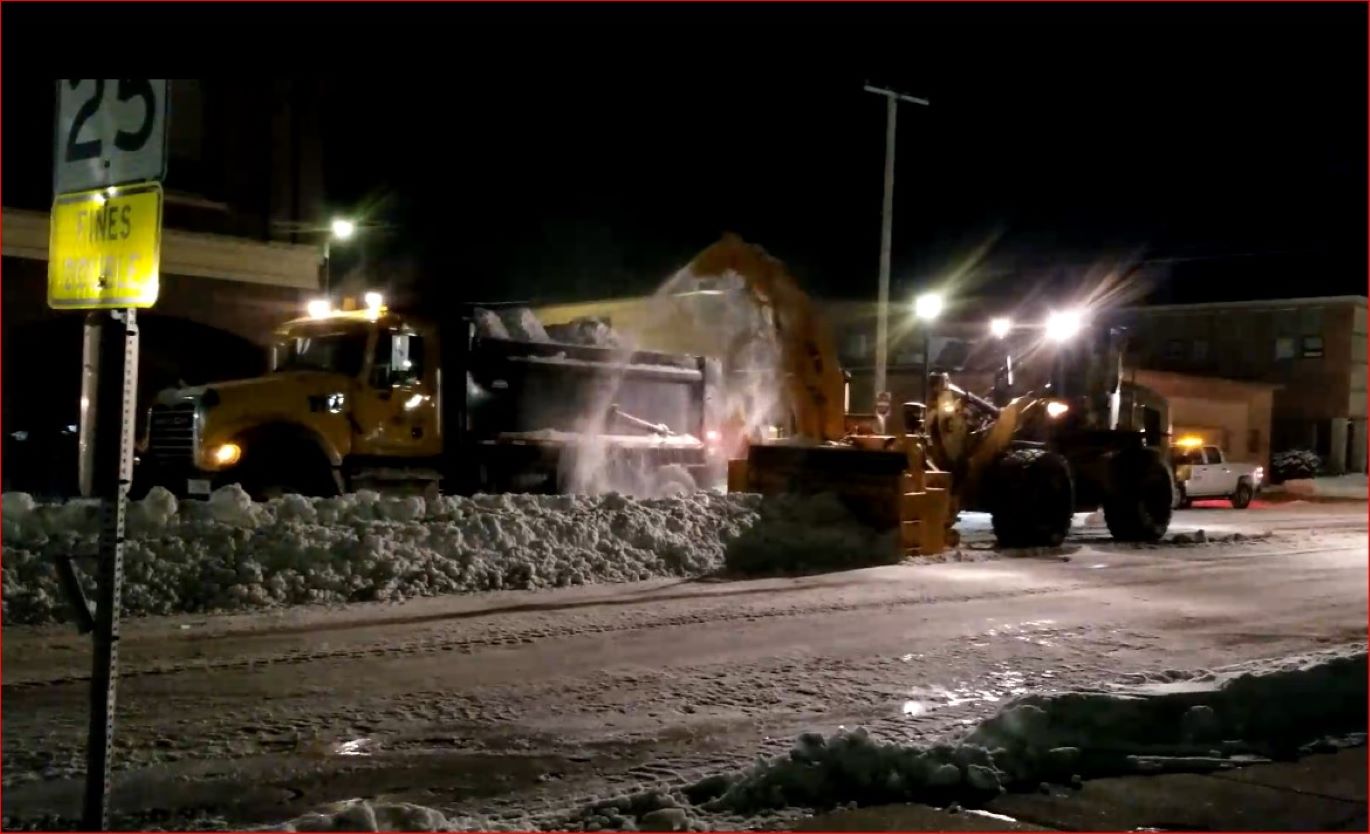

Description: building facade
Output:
[1106,297,1367,473]
[1,79,329,495]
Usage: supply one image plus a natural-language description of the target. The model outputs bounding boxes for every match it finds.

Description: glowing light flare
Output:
[914,292,944,322]
[1176,435,1204,448]
[989,317,1012,339]
[330,218,356,240]
[1045,309,1084,342]
[363,291,383,310]
[306,299,331,319]
[1045,401,1070,419]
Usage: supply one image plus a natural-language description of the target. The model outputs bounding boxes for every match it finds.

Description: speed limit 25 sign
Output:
[54,79,168,194]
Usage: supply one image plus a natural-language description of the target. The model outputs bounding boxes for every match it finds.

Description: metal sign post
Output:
[82,310,139,831]
[50,78,166,833]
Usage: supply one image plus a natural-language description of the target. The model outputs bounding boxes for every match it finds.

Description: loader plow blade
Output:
[733,443,905,526]
[730,443,953,558]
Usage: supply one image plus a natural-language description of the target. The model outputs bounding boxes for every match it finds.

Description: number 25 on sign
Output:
[48,182,162,309]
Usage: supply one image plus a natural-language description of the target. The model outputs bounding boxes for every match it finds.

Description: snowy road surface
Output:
[2,501,1365,829]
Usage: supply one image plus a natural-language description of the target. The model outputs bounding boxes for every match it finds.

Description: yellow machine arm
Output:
[681,234,847,442]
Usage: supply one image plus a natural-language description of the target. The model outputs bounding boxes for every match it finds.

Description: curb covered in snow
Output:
[262,647,1366,831]
[555,645,1368,831]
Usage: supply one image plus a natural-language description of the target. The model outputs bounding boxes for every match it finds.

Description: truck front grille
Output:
[147,403,198,467]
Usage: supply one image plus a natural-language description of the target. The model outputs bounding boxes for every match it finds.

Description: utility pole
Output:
[863,84,929,412]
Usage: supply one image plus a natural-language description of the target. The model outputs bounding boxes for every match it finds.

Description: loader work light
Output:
[1045,309,1083,342]
[1045,401,1070,419]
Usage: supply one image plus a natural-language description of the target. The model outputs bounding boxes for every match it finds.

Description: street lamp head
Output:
[914,292,944,322]
[1045,309,1084,343]
[990,317,1012,339]
[330,218,357,241]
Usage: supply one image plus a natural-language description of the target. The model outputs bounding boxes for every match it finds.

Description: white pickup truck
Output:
[1170,442,1264,509]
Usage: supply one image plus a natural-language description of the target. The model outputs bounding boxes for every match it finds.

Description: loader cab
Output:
[1044,325,1127,432]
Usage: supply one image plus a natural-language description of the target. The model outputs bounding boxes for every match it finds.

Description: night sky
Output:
[5,3,1367,309]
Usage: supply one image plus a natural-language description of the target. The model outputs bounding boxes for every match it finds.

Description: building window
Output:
[1274,337,1296,360]
[1192,339,1209,362]
[1165,339,1187,360]
[1301,335,1324,358]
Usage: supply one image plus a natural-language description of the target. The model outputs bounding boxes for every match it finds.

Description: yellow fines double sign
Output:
[48,182,163,309]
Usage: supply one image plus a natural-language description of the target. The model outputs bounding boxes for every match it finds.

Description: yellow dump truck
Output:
[136,297,722,499]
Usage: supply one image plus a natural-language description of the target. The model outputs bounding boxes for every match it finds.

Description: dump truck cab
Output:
[141,303,441,498]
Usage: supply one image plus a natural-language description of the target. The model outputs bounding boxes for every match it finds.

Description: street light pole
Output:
[864,84,929,410]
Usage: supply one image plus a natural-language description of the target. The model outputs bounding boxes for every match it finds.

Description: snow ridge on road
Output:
[1,487,761,625]
[262,646,1367,832]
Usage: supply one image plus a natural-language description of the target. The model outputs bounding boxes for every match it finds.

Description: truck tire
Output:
[987,447,1075,549]
[1103,447,1173,542]
[1231,479,1253,509]
[238,443,339,501]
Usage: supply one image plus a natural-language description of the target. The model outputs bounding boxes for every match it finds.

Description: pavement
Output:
[3,502,1364,829]
[795,747,1367,831]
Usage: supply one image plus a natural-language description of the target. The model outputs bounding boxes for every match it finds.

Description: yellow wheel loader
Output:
[683,235,1173,554]
[916,325,1175,546]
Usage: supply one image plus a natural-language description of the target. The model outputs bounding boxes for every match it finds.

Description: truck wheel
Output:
[1231,480,1253,509]
[239,446,339,501]
[987,448,1075,549]
[1103,448,1173,542]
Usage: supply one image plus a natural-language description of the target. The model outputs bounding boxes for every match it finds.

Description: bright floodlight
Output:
[306,299,331,319]
[330,217,357,240]
[990,317,1012,339]
[1045,309,1084,343]
[914,292,944,322]
[363,291,384,310]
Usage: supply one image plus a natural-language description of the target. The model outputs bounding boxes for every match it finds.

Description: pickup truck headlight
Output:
[1253,466,1264,483]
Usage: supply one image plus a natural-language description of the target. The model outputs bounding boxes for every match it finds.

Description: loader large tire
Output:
[1103,447,1173,542]
[987,448,1075,549]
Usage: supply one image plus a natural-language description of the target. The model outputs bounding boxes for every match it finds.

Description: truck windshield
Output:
[273,332,368,376]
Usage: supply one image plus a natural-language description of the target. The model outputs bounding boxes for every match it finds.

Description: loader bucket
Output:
[739,443,911,530]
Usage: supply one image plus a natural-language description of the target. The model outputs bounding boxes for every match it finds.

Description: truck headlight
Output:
[212,443,242,466]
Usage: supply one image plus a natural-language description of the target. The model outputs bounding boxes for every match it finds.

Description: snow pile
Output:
[545,316,625,349]
[265,799,511,832]
[720,646,1365,813]
[723,492,901,575]
[472,308,510,340]
[1,486,762,625]
[1271,449,1321,482]
[552,646,1366,829]
[499,307,550,343]
[1280,474,1368,500]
